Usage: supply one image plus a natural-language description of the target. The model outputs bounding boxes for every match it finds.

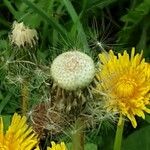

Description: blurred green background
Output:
[1,0,150,149]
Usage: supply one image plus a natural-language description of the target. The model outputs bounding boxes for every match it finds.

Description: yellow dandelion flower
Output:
[96,48,150,128]
[0,113,39,150]
[47,141,67,150]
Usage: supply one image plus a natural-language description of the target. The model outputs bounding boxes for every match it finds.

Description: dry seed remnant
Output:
[9,21,38,48]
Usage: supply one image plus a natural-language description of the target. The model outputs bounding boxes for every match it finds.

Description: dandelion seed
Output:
[9,21,38,48]
[95,48,150,128]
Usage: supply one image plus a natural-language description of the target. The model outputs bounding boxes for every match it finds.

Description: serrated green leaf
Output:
[121,1,150,26]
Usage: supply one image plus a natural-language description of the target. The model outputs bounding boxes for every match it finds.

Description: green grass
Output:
[1,0,150,149]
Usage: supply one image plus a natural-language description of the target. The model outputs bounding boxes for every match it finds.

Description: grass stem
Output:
[21,81,29,115]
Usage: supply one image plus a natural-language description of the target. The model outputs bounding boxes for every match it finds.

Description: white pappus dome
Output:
[51,51,95,91]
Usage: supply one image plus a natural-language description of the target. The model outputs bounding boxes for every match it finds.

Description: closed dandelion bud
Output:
[51,51,95,91]
[9,21,38,48]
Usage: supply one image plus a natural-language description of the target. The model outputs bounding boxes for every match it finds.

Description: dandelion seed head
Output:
[51,51,95,91]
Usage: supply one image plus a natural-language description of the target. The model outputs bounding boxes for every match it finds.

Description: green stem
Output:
[113,116,124,150]
[21,81,29,115]
[72,118,85,150]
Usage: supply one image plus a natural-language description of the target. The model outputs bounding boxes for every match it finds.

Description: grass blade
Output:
[0,94,11,114]
[3,0,19,19]
[63,0,90,52]
[22,0,67,37]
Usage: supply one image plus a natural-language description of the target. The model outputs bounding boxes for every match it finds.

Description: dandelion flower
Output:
[9,21,38,48]
[51,51,95,91]
[47,141,67,150]
[0,113,39,149]
[95,48,150,128]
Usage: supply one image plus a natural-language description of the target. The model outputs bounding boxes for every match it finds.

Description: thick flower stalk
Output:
[51,51,95,91]
[47,141,67,150]
[9,21,38,48]
[0,113,39,150]
[95,48,150,128]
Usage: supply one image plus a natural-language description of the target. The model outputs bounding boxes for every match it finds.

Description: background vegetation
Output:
[1,0,150,149]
